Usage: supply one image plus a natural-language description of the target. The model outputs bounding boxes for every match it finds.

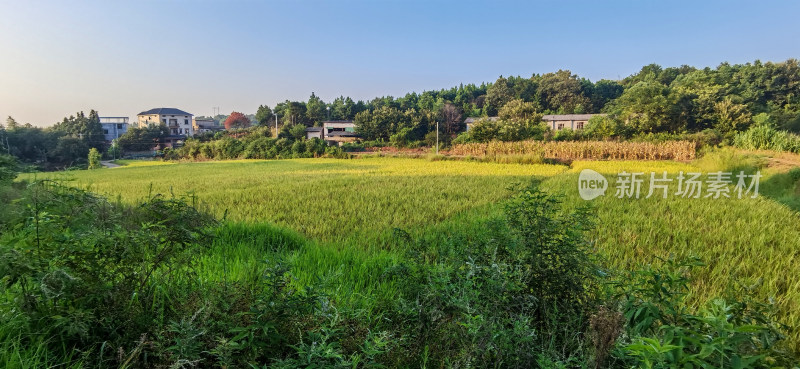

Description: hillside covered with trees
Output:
[3,59,799,167]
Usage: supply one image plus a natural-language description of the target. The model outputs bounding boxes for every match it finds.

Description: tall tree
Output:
[498,99,540,121]
[614,81,675,133]
[223,112,252,130]
[440,103,463,136]
[485,76,514,116]
[255,105,273,126]
[306,92,326,126]
[6,116,18,130]
[537,70,592,114]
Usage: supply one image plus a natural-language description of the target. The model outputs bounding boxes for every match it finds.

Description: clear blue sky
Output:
[1,0,797,126]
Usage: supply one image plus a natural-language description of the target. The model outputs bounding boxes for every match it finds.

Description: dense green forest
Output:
[3,59,799,167]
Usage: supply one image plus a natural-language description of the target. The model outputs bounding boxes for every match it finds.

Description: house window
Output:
[117,124,123,129]
[557,123,565,130]
[184,119,189,125]
[576,122,584,130]
[162,119,167,124]
[103,129,109,134]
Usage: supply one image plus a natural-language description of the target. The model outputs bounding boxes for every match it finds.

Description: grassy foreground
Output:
[19,154,800,354]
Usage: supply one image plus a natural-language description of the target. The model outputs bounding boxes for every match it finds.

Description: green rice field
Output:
[21,153,800,351]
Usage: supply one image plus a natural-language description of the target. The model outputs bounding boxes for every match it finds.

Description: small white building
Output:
[542,114,606,131]
[305,127,324,140]
[99,117,129,142]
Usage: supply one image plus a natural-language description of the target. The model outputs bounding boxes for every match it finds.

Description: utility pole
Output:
[274,113,278,135]
[436,120,439,155]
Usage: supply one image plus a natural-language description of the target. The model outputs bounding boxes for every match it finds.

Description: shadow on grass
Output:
[760,168,800,212]
[719,157,800,212]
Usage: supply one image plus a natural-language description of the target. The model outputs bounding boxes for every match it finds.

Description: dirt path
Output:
[100,160,121,168]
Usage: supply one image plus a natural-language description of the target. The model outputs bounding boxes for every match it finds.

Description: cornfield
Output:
[450,140,696,161]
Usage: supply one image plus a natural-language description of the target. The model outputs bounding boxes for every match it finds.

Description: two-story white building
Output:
[137,108,194,148]
[137,108,194,136]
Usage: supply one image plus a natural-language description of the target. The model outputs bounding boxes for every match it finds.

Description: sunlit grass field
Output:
[21,154,800,350]
[545,161,800,347]
[28,158,565,242]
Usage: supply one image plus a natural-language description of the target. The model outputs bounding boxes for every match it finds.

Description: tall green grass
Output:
[734,124,800,153]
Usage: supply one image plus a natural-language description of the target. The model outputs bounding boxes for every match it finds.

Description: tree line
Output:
[250,59,800,145]
[3,59,799,167]
[0,111,106,169]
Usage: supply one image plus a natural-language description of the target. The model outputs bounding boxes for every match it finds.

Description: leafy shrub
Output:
[456,118,547,144]
[324,145,351,159]
[340,142,365,152]
[360,138,389,148]
[610,257,794,368]
[584,115,630,139]
[0,154,17,184]
[87,147,101,169]
[396,182,601,367]
[552,127,583,141]
[389,127,414,148]
[243,137,276,159]
[214,137,246,159]
[0,181,216,367]
[304,138,327,156]
[498,120,547,141]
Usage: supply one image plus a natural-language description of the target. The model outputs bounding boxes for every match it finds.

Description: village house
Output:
[99,117,129,142]
[304,120,359,144]
[542,114,606,131]
[192,117,224,135]
[305,126,323,140]
[137,108,194,135]
[137,108,194,147]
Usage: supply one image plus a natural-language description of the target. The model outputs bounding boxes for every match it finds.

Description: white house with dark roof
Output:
[137,108,194,136]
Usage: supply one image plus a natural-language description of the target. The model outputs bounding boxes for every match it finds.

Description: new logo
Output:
[578,169,607,200]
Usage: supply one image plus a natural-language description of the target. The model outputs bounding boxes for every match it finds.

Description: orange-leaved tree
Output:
[224,112,251,130]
